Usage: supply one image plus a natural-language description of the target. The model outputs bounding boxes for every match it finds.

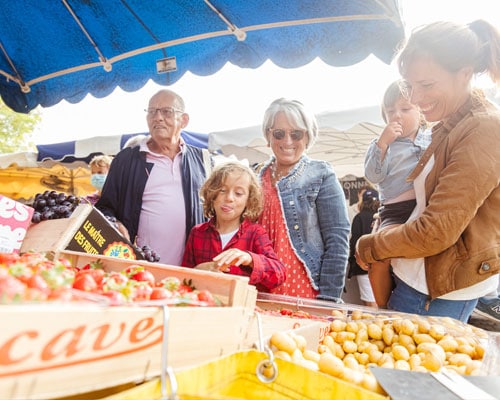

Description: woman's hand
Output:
[355,241,370,271]
[212,249,253,272]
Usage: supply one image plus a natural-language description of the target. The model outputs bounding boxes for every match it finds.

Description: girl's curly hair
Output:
[201,161,263,222]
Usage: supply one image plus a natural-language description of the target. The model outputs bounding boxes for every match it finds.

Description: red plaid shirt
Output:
[182,218,286,292]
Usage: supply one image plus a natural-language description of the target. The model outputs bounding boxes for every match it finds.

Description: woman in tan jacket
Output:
[356,19,500,323]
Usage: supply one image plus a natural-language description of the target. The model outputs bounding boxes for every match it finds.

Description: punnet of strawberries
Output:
[0,252,222,307]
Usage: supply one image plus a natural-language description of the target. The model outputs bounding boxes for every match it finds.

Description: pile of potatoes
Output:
[269,309,489,394]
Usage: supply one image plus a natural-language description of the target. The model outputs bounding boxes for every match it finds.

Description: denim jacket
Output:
[259,155,350,301]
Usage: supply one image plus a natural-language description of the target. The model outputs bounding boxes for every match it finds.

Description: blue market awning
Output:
[35,130,208,164]
[0,0,404,114]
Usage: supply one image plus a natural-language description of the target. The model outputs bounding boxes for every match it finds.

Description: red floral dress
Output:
[258,168,319,298]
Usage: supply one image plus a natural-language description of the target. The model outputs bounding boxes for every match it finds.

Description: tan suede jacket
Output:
[358,90,500,298]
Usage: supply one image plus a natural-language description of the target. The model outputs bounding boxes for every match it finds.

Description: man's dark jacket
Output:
[96,143,208,243]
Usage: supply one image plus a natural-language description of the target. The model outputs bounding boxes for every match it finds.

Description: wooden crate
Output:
[0,304,254,400]
[59,250,257,309]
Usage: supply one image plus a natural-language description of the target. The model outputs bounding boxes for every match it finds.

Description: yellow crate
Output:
[98,350,389,400]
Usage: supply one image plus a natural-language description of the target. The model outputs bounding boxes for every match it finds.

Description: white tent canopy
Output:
[208,105,384,178]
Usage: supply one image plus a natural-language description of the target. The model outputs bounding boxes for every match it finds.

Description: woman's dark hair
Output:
[397,20,500,83]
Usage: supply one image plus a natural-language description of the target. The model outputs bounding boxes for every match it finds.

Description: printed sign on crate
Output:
[20,204,143,260]
[65,207,140,259]
[0,195,34,253]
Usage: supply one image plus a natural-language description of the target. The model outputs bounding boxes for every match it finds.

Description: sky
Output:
[34,0,498,144]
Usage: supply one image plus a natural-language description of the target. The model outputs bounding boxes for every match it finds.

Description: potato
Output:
[333,342,346,359]
[297,358,320,371]
[291,348,304,362]
[392,345,410,361]
[361,373,385,394]
[437,338,458,353]
[415,318,431,334]
[394,360,411,370]
[409,354,422,370]
[270,331,297,354]
[345,321,359,333]
[322,334,335,348]
[341,367,364,385]
[302,349,321,363]
[382,326,395,346]
[368,348,383,364]
[465,360,483,375]
[357,341,373,354]
[291,333,307,352]
[335,331,356,344]
[367,323,383,340]
[372,339,386,352]
[417,342,446,364]
[342,340,357,354]
[330,319,347,332]
[350,310,363,320]
[355,329,369,345]
[273,350,292,361]
[421,351,443,372]
[405,343,417,356]
[398,334,415,347]
[355,352,370,365]
[474,343,485,360]
[400,319,416,336]
[413,333,436,345]
[429,324,446,341]
[343,354,360,370]
[447,353,472,367]
[457,344,475,358]
[331,310,346,319]
[318,352,344,377]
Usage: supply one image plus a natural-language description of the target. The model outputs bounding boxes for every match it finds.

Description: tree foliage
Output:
[0,98,40,153]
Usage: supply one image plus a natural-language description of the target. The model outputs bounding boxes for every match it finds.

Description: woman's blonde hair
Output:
[201,161,263,222]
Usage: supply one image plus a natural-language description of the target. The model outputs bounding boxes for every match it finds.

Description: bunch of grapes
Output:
[31,190,80,223]
[135,244,161,263]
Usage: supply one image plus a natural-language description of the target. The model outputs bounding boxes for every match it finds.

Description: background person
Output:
[257,98,350,302]
[84,154,113,206]
[356,20,500,323]
[97,89,211,265]
[363,79,431,306]
[182,162,286,293]
[347,188,379,307]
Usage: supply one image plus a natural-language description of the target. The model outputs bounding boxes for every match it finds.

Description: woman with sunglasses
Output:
[257,98,350,302]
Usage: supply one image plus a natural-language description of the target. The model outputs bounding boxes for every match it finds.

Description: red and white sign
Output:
[0,195,34,253]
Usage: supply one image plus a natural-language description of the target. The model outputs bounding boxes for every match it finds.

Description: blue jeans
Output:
[387,275,478,323]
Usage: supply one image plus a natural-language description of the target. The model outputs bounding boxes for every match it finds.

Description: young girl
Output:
[363,80,431,306]
[181,161,286,293]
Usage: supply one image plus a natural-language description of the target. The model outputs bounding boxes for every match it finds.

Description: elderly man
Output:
[97,89,210,265]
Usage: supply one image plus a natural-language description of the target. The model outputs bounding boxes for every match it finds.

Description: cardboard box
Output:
[0,194,34,253]
[20,204,143,260]
[0,304,254,400]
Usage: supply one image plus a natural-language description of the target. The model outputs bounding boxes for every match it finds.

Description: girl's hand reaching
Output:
[212,249,253,272]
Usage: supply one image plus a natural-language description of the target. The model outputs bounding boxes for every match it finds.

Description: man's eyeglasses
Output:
[145,107,183,119]
[269,128,306,141]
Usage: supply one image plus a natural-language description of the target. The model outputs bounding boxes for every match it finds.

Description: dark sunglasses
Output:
[269,128,306,141]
